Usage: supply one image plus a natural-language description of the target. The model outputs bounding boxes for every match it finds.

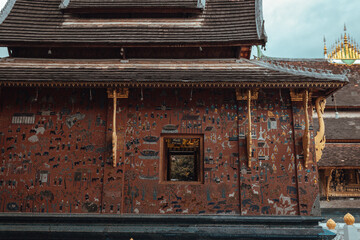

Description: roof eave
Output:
[0,40,266,48]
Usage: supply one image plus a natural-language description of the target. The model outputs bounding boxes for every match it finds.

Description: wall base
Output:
[0,214,335,240]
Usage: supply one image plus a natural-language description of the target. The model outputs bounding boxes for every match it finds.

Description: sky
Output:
[261,0,360,59]
[0,0,360,58]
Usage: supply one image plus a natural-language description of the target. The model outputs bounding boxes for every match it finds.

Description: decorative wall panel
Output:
[0,88,320,216]
[0,88,107,213]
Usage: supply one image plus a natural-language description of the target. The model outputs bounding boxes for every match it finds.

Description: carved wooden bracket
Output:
[107,88,129,99]
[314,97,326,163]
[290,89,312,102]
[236,88,259,101]
[236,89,258,168]
[107,88,129,167]
[302,90,311,168]
[290,90,312,168]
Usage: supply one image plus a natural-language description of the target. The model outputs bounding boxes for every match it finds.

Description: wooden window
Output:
[160,134,203,184]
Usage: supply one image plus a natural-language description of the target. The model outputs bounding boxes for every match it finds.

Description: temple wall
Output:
[0,88,107,213]
[0,88,320,215]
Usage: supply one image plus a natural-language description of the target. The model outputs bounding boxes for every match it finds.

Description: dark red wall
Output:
[0,87,320,215]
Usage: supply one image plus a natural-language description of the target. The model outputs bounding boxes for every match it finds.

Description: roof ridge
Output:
[261,56,327,62]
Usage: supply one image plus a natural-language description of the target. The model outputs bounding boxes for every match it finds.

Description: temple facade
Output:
[0,0,348,239]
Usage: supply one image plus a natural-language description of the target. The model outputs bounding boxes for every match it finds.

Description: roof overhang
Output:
[0,58,347,94]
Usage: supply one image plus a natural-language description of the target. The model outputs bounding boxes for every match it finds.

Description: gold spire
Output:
[325,25,360,62]
[344,33,349,58]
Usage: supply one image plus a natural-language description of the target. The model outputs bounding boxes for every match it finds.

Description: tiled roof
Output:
[261,58,360,107]
[62,0,200,9]
[314,117,360,140]
[318,143,360,167]
[0,58,347,88]
[0,0,266,46]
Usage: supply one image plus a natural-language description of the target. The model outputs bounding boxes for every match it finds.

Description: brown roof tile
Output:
[0,0,266,46]
[0,58,347,88]
[318,143,360,167]
[313,117,360,140]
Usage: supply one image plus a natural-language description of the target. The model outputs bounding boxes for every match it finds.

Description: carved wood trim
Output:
[315,97,326,162]
[107,88,129,99]
[246,89,252,168]
[0,81,346,89]
[236,88,259,100]
[236,89,258,168]
[290,89,312,102]
[112,89,118,168]
[302,90,311,168]
[107,88,129,167]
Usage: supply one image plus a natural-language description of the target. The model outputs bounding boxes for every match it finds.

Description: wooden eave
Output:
[0,41,264,48]
[0,58,347,94]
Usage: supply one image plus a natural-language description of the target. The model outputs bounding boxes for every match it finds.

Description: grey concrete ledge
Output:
[0,214,334,240]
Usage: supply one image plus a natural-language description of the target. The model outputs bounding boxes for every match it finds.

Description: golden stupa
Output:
[324,24,360,65]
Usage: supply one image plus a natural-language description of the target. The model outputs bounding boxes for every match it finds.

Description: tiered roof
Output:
[0,0,266,46]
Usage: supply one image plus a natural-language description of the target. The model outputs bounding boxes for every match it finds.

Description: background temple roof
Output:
[0,0,266,46]
[318,143,360,168]
[314,118,360,140]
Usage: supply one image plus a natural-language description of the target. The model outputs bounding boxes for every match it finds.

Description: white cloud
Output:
[0,0,7,11]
